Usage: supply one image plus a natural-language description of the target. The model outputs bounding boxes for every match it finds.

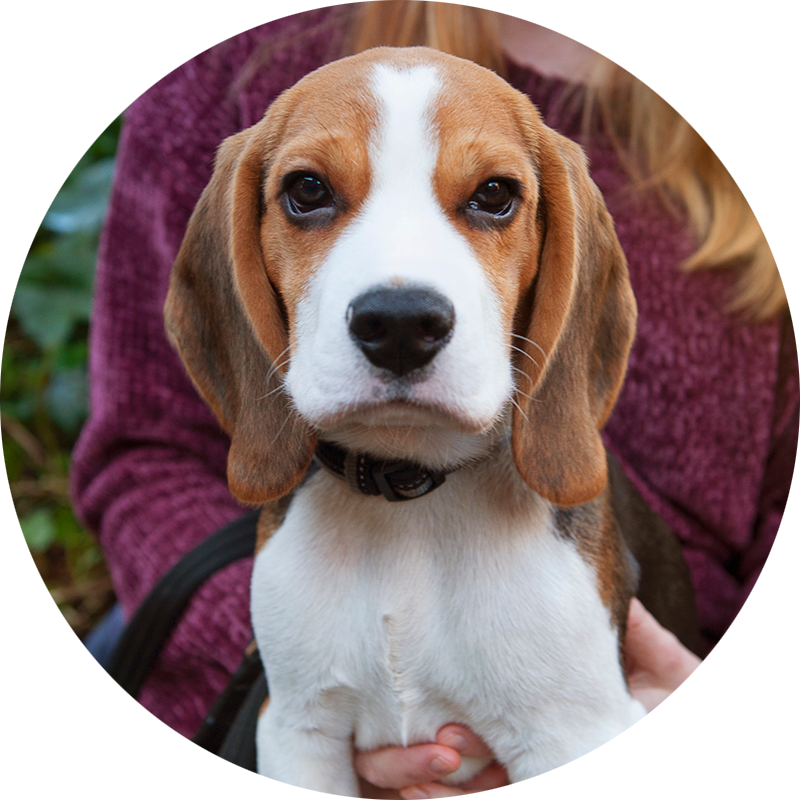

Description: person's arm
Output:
[355,598,701,798]
[738,315,798,600]
[69,57,252,735]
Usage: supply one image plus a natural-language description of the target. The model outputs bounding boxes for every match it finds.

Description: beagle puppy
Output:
[165,47,695,794]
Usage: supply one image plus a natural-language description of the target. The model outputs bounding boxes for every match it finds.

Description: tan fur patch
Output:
[254,494,293,555]
[429,60,543,335]
[552,488,637,664]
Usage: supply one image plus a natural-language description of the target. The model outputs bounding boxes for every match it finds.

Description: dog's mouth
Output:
[318,398,488,433]
[313,399,506,469]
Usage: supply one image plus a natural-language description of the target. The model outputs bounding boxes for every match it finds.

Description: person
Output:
[70,2,797,796]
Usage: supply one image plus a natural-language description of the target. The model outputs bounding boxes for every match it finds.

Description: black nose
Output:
[348,287,455,377]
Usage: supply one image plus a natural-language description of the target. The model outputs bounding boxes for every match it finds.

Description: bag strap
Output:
[107,509,260,699]
[204,650,268,770]
[192,640,265,760]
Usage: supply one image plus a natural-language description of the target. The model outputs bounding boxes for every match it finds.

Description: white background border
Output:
[2,1,798,797]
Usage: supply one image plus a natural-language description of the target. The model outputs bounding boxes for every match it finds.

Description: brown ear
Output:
[511,128,637,507]
[164,127,315,504]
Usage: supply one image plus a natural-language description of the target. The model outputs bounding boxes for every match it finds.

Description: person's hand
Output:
[355,724,508,799]
[624,597,701,712]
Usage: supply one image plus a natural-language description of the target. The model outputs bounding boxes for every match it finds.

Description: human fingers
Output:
[397,728,507,798]
[435,725,494,760]
[626,598,700,683]
[399,763,508,799]
[355,742,461,791]
[400,724,508,800]
[625,598,701,710]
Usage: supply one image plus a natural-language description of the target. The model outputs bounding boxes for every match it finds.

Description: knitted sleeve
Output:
[739,316,799,596]
[70,33,262,736]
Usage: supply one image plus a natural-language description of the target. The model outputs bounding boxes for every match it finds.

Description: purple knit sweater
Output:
[71,8,798,738]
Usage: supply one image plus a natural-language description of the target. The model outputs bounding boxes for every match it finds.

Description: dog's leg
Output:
[256,701,361,796]
[498,697,646,782]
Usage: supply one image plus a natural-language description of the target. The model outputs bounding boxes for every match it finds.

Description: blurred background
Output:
[2,119,121,639]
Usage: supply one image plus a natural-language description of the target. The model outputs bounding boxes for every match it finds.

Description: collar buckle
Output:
[316,441,450,502]
[371,460,447,502]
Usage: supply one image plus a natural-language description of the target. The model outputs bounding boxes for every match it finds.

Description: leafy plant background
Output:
[2,119,121,638]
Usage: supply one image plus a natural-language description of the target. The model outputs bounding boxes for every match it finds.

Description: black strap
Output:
[107,509,260,699]
[214,664,268,770]
[192,642,266,768]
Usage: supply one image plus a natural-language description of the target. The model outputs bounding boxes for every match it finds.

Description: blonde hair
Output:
[348,1,784,319]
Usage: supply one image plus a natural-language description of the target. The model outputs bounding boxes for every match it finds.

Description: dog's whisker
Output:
[265,346,292,386]
[259,382,288,401]
[511,333,548,363]
[510,364,535,384]
[509,343,540,370]
[266,349,290,374]
[510,369,536,402]
[509,361,543,401]
[509,395,531,425]
[269,407,294,445]
[264,364,289,389]
[290,414,311,442]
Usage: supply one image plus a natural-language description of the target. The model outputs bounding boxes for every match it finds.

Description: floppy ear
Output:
[511,127,637,507]
[164,126,315,504]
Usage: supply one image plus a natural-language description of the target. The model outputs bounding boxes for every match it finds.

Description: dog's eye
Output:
[467,179,516,216]
[285,173,333,214]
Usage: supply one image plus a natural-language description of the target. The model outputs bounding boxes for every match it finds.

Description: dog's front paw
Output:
[256,710,360,796]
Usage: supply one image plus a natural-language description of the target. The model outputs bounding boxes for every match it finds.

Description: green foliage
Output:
[21,507,58,551]
[3,129,117,444]
[2,117,122,636]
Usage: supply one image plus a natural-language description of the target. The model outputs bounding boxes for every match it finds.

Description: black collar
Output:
[314,439,455,502]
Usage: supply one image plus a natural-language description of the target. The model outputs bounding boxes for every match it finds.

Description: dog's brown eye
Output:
[467,179,516,216]
[285,173,333,214]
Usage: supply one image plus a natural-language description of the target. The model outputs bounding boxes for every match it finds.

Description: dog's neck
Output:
[314,440,456,502]
[320,407,511,468]
[315,412,511,502]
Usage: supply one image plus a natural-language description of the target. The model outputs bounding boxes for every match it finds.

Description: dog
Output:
[165,47,697,794]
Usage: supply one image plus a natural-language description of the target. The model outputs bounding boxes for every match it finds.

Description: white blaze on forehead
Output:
[369,63,441,194]
[357,62,468,287]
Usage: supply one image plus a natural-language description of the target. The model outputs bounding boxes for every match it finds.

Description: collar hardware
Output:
[315,440,449,502]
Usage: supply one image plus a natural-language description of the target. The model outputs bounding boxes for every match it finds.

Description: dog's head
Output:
[165,47,636,507]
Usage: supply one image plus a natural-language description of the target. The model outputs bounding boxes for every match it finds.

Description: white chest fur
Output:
[251,447,645,794]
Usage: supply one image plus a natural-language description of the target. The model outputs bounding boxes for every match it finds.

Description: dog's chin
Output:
[315,400,507,469]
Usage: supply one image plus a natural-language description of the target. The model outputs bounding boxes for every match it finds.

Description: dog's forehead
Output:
[269,47,535,151]
[273,56,380,140]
